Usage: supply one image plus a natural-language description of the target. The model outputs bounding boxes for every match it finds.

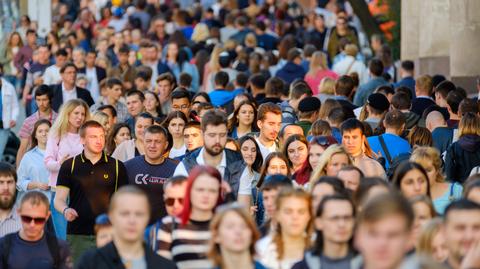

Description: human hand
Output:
[64,208,79,222]
[461,238,480,269]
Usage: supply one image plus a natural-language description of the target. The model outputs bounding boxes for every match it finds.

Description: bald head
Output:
[425,111,446,132]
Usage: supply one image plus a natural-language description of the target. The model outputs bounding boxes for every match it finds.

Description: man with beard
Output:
[0,162,21,237]
[173,110,245,197]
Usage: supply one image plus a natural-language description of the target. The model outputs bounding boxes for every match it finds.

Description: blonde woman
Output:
[191,23,210,43]
[202,44,224,92]
[208,203,266,269]
[304,51,338,95]
[92,110,111,135]
[309,144,351,190]
[256,188,313,269]
[417,218,449,263]
[317,77,336,103]
[44,99,90,239]
[410,147,463,214]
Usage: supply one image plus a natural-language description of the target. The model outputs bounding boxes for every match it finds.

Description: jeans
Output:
[0,128,9,158]
[50,192,67,240]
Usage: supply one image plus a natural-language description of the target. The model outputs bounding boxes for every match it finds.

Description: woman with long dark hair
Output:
[163,111,188,159]
[237,136,263,207]
[392,161,431,199]
[105,123,132,155]
[228,100,258,139]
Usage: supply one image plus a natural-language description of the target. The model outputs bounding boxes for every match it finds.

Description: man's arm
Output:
[54,186,78,222]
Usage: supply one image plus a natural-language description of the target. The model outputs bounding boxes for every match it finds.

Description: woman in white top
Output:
[256,188,313,269]
[163,111,188,159]
[17,119,51,200]
[332,44,368,84]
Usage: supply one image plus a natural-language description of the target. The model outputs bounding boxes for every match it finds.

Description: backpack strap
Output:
[114,159,119,191]
[449,183,456,202]
[378,135,393,165]
[45,232,61,269]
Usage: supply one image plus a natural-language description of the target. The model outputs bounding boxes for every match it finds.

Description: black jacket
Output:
[78,66,107,84]
[51,84,95,112]
[75,242,177,269]
[445,134,480,183]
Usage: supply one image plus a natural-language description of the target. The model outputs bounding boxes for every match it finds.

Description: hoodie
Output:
[276,62,307,85]
[403,111,420,130]
[209,89,234,107]
[445,134,480,183]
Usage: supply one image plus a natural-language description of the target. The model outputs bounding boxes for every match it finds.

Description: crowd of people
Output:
[0,0,480,269]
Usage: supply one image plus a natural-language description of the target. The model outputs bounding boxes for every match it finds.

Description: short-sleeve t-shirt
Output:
[124,156,178,224]
[0,232,71,269]
[56,152,128,235]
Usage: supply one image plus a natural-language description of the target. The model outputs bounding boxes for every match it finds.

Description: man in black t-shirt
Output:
[124,125,178,224]
[0,191,72,269]
[54,121,127,261]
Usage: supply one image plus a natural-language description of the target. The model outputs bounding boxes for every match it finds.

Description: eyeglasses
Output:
[20,215,47,225]
[165,197,184,206]
[309,136,331,147]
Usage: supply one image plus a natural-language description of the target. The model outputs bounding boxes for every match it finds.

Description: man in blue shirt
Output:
[354,58,389,107]
[124,125,178,224]
[393,60,416,98]
[367,110,411,169]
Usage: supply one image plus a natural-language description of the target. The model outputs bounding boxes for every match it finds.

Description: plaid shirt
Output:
[18,111,58,139]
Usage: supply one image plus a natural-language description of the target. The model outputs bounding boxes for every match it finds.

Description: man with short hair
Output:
[434,80,456,108]
[51,63,94,112]
[171,88,191,117]
[426,110,453,154]
[334,75,357,117]
[355,193,418,269]
[0,191,72,268]
[42,49,68,86]
[279,123,304,146]
[54,121,128,260]
[259,77,283,105]
[393,60,415,98]
[276,48,307,86]
[411,75,435,116]
[443,199,480,269]
[209,71,233,108]
[155,73,176,115]
[91,78,128,122]
[174,110,244,196]
[107,45,137,91]
[78,50,107,100]
[327,107,346,143]
[279,82,312,125]
[125,90,145,132]
[367,110,411,169]
[353,58,388,107]
[446,89,465,128]
[17,85,57,166]
[163,176,187,217]
[341,118,385,178]
[364,93,390,130]
[183,121,203,153]
[124,125,178,224]
[0,162,21,237]
[296,96,321,136]
[249,73,267,103]
[22,44,51,116]
[391,92,419,130]
[76,186,177,268]
[256,103,282,159]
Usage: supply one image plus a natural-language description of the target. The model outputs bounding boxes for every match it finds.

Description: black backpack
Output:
[1,231,61,269]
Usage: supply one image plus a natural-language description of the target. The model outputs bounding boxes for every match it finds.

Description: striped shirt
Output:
[156,216,212,269]
[0,207,21,237]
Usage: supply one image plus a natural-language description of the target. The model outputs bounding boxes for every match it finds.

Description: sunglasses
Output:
[309,136,331,147]
[21,215,47,225]
[165,197,184,206]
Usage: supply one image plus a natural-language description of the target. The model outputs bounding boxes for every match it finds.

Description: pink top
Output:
[304,69,339,95]
[44,132,83,187]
